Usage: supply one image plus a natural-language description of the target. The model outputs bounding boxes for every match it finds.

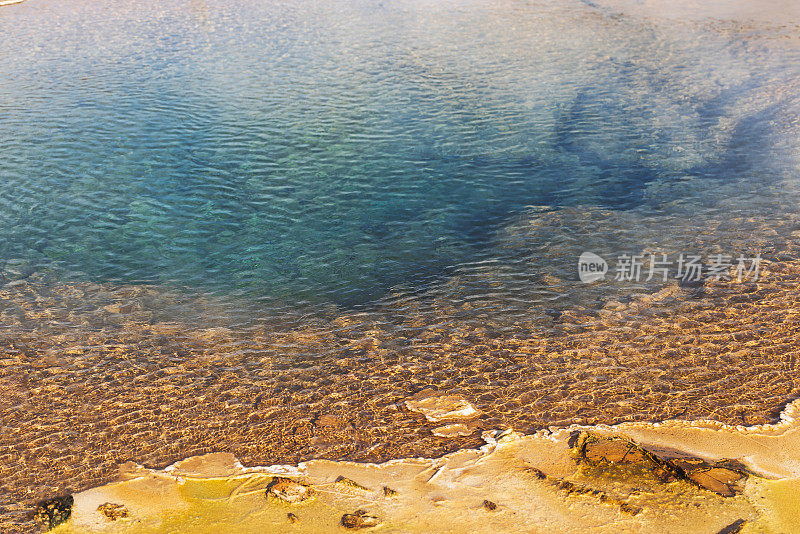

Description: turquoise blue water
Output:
[1,0,799,309]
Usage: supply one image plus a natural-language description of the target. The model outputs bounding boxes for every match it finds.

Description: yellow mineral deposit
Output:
[55,400,800,533]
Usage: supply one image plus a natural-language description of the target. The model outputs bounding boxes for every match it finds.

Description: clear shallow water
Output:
[2,0,800,310]
[3,1,800,531]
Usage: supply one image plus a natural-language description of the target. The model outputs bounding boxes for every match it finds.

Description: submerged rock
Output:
[265,477,313,504]
[313,414,349,430]
[341,509,382,529]
[405,394,480,423]
[432,423,475,438]
[34,495,73,530]
[97,502,129,521]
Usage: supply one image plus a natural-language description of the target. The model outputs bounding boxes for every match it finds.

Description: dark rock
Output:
[572,431,677,482]
[341,509,381,529]
[334,476,371,492]
[716,518,747,534]
[619,502,641,515]
[287,512,300,524]
[567,430,582,449]
[483,500,497,511]
[571,432,749,496]
[382,486,398,498]
[678,276,705,290]
[266,477,313,504]
[97,502,129,521]
[34,495,73,530]
[643,451,748,496]
[673,462,747,497]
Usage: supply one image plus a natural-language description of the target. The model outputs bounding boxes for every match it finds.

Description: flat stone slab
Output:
[432,423,475,438]
[405,395,480,423]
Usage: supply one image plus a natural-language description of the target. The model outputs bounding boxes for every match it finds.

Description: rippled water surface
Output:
[3,0,798,309]
[2,0,800,530]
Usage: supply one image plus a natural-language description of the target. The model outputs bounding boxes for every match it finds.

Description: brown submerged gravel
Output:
[2,211,800,532]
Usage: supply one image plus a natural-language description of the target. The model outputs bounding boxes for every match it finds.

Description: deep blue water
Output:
[1,0,799,308]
